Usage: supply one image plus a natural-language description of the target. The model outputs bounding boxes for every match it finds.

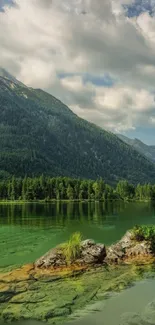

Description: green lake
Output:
[1,201,155,325]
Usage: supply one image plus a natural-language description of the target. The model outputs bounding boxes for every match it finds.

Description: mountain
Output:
[0,68,24,86]
[1,69,155,184]
[117,134,155,163]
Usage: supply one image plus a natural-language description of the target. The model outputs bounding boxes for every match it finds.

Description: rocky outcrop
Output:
[35,247,66,268]
[35,231,155,269]
[35,239,106,269]
[105,231,153,264]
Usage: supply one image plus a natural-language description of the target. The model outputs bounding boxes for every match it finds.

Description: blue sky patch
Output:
[124,0,155,17]
[82,74,115,87]
[0,0,15,12]
[58,72,115,87]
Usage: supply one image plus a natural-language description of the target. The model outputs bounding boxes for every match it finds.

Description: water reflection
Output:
[0,200,154,228]
[0,201,155,269]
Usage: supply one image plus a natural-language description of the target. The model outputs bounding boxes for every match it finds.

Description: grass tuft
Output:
[60,232,82,265]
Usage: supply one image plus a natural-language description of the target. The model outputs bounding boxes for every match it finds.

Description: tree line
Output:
[0,176,155,201]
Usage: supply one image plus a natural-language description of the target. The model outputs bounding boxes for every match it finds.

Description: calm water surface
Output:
[1,201,155,325]
[0,201,155,269]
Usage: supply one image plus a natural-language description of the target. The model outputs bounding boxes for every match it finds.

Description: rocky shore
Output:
[34,229,155,270]
[0,228,155,323]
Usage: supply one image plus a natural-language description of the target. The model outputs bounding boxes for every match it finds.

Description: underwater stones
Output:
[120,312,145,325]
[45,307,71,320]
[0,290,14,303]
[142,300,155,324]
[0,262,152,325]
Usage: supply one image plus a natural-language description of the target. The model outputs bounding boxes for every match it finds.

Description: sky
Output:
[1,0,155,144]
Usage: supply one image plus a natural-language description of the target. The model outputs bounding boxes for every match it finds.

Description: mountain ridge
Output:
[0,68,155,184]
[117,134,155,163]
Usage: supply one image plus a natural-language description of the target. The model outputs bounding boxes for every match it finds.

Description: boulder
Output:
[35,247,66,268]
[126,242,152,258]
[105,244,125,263]
[120,312,145,325]
[105,230,153,264]
[119,231,134,249]
[105,231,134,263]
[80,240,106,264]
[35,240,106,269]
[142,300,155,324]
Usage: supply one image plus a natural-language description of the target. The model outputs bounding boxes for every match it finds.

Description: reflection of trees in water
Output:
[0,201,153,228]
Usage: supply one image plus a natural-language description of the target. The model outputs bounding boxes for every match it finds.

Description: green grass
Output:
[60,232,82,265]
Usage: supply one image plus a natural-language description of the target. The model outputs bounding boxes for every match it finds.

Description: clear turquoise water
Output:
[1,201,155,325]
[0,201,155,269]
[66,279,155,325]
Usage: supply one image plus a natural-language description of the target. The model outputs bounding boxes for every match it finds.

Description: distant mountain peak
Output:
[0,67,24,86]
[117,134,155,163]
[0,67,16,80]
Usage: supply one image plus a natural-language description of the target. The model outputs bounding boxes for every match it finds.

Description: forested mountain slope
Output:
[117,134,155,163]
[0,69,155,184]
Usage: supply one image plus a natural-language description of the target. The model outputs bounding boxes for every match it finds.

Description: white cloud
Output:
[1,0,155,134]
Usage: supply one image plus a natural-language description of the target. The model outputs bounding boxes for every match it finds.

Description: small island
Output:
[1,225,155,324]
[34,225,155,270]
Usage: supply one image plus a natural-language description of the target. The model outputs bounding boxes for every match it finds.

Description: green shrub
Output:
[60,232,82,265]
[132,225,155,241]
[132,225,155,253]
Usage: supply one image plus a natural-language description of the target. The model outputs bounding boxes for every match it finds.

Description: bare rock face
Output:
[105,243,125,263]
[79,240,106,264]
[35,240,106,269]
[105,231,133,263]
[35,248,66,268]
[105,230,153,264]
[126,242,152,258]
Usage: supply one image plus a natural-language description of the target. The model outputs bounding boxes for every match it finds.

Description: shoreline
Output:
[0,198,153,204]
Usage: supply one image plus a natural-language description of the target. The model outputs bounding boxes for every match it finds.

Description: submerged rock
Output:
[120,312,145,325]
[142,300,155,324]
